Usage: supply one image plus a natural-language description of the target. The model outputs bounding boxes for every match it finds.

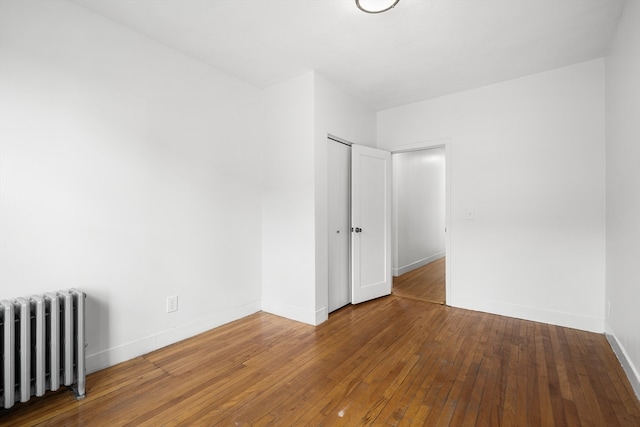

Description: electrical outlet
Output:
[167,295,178,313]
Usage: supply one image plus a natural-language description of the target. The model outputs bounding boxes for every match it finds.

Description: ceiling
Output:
[73,0,625,111]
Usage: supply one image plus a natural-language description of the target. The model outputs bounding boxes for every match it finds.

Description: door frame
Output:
[389,138,451,305]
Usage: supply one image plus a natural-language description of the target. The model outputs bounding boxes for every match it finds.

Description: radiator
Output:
[0,289,86,409]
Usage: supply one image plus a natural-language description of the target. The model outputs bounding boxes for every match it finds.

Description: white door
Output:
[351,144,392,304]
[327,140,351,312]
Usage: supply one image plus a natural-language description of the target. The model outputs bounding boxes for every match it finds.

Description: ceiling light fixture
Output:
[356,0,400,14]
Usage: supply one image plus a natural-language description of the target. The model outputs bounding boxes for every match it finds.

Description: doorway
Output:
[327,137,449,312]
[390,141,450,305]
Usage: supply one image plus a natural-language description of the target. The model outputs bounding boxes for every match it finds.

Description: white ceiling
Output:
[73,0,625,111]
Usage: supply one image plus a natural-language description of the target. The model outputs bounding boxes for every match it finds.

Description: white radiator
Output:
[0,289,86,409]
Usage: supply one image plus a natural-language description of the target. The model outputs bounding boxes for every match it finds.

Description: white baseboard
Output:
[315,306,328,325]
[605,330,640,400]
[86,300,261,374]
[261,299,318,326]
[393,252,445,277]
[451,295,604,333]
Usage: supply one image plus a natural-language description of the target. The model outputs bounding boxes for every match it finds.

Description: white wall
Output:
[261,72,317,324]
[262,71,376,325]
[0,1,263,373]
[378,60,606,332]
[393,148,445,276]
[605,0,640,396]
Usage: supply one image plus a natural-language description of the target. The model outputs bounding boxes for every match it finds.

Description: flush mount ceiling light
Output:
[356,0,400,14]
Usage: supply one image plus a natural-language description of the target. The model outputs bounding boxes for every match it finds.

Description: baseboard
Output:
[605,331,640,400]
[393,252,445,277]
[315,306,328,325]
[452,295,604,333]
[86,300,261,374]
[261,299,318,326]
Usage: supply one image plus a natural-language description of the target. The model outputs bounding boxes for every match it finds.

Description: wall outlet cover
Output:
[167,296,178,313]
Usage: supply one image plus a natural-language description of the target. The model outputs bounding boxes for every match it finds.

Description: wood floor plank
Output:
[2,296,639,426]
[579,332,626,426]
[474,314,508,426]
[449,314,497,425]
[547,325,582,427]
[416,310,478,424]
[567,327,609,426]
[501,319,520,425]
[428,312,491,425]
[515,320,536,426]
[377,307,453,425]
[534,323,557,426]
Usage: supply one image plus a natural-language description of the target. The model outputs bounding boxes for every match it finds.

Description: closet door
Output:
[351,144,392,304]
[327,140,351,312]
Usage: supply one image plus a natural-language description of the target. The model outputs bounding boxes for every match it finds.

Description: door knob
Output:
[354,227,362,233]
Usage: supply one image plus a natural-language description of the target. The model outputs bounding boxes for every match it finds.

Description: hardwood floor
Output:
[2,296,639,426]
[393,257,445,304]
